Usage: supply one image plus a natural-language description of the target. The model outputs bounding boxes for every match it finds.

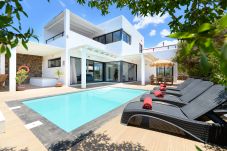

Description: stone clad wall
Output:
[5,54,43,84]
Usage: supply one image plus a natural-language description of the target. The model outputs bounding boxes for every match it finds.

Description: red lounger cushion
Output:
[154,90,164,97]
[160,83,166,87]
[143,96,152,109]
[160,86,166,91]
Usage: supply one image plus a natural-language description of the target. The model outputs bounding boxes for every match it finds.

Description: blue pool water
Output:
[23,87,146,132]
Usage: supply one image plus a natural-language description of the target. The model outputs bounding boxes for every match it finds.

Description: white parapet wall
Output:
[30,77,57,87]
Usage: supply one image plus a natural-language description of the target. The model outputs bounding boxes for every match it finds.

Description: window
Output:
[113,30,122,42]
[106,33,113,44]
[48,58,61,68]
[139,44,143,53]
[122,62,137,82]
[156,66,173,77]
[123,31,131,45]
[98,35,106,44]
[93,37,99,42]
[93,29,131,45]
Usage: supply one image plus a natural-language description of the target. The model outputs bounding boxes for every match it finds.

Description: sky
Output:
[19,0,178,48]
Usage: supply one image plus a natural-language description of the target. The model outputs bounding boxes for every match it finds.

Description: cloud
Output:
[133,13,169,30]
[155,40,178,47]
[160,29,170,37]
[58,0,66,8]
[149,29,156,37]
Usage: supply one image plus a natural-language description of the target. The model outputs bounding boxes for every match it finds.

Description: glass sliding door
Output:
[94,62,103,82]
[128,63,137,81]
[105,62,120,82]
[122,62,137,82]
[122,62,129,82]
[70,57,81,84]
[156,67,165,76]
[86,60,94,82]
[165,66,173,77]
[70,58,137,84]
[156,66,173,77]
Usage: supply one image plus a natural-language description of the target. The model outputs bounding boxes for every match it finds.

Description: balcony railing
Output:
[46,32,64,44]
[144,44,178,52]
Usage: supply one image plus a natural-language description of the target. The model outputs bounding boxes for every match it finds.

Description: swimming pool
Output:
[23,87,146,132]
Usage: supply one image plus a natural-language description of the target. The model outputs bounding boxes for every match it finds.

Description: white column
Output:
[81,48,87,89]
[9,48,17,91]
[141,53,145,85]
[64,9,70,86]
[0,54,5,74]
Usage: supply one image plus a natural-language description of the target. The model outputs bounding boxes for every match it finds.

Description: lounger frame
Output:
[121,110,227,145]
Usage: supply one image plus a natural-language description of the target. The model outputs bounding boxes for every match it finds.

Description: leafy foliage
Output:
[16,69,28,85]
[175,42,227,85]
[55,69,64,79]
[195,145,203,151]
[174,42,211,77]
[0,0,38,58]
[76,0,226,33]
[170,14,227,82]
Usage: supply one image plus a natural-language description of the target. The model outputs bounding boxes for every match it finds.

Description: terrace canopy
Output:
[0,42,64,92]
[151,59,174,67]
[151,59,174,84]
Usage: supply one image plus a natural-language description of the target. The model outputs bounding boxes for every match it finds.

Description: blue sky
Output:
[20,0,177,48]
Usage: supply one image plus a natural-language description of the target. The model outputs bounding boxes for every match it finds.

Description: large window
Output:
[123,31,131,44]
[70,57,105,84]
[122,62,137,82]
[98,35,106,44]
[156,66,173,77]
[106,33,113,43]
[70,57,81,84]
[113,30,122,42]
[93,29,131,45]
[94,62,103,81]
[105,62,120,82]
[70,58,137,85]
[48,58,61,68]
[139,43,143,53]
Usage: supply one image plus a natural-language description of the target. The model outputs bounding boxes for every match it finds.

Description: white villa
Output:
[0,9,177,91]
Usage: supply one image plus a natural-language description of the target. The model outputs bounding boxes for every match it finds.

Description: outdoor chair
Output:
[121,85,227,145]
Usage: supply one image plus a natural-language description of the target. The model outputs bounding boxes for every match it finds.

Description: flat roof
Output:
[16,42,64,56]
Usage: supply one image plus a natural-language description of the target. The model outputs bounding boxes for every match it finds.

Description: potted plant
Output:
[16,69,29,91]
[55,69,64,87]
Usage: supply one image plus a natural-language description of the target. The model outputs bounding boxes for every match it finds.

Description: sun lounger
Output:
[151,79,202,97]
[141,81,213,107]
[121,85,227,145]
[153,78,194,91]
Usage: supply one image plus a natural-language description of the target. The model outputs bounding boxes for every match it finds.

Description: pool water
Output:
[23,87,146,132]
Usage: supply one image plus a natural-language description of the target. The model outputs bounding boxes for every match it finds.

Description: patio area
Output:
[0,82,225,151]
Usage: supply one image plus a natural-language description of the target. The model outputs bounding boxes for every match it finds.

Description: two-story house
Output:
[0,9,158,91]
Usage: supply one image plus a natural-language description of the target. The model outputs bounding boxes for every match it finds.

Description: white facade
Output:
[98,16,144,56]
[41,9,149,88]
[1,9,164,91]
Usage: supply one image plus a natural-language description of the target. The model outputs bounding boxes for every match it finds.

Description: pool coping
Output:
[5,87,147,149]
